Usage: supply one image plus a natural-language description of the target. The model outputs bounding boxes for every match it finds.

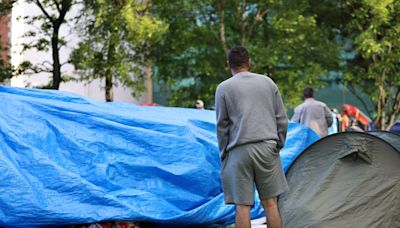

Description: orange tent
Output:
[341,104,371,129]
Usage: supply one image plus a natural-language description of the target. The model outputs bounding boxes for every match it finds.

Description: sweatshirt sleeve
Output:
[275,86,288,149]
[215,85,230,160]
[291,106,301,122]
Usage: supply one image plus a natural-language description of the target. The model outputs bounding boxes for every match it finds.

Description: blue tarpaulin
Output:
[0,86,319,226]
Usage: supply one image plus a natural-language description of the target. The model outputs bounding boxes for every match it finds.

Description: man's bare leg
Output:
[236,204,251,228]
[261,197,283,228]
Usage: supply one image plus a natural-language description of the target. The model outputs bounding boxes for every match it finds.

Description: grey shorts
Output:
[221,141,289,205]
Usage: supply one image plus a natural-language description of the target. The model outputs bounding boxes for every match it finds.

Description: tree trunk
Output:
[105,33,115,102]
[239,0,246,46]
[51,28,61,89]
[217,0,228,54]
[145,60,153,104]
[374,84,387,130]
[105,69,113,102]
[35,0,72,90]
[145,1,153,104]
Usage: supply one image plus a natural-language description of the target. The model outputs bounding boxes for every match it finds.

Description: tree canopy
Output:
[152,0,399,129]
[18,0,74,89]
[70,0,167,101]
[5,0,400,128]
[152,0,339,108]
[339,0,400,129]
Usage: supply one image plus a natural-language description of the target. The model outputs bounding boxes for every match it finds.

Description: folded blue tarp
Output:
[0,86,319,226]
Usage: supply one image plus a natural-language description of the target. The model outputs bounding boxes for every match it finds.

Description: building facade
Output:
[0,14,10,65]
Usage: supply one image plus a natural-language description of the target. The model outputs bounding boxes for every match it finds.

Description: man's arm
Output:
[215,85,230,160]
[324,105,333,127]
[275,87,288,149]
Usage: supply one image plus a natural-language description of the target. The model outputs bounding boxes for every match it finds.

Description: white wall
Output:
[10,0,144,104]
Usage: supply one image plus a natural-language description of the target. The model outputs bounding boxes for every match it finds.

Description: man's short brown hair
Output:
[228,46,250,70]
[303,87,314,98]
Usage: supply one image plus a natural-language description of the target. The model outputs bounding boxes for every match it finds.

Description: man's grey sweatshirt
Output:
[215,71,288,160]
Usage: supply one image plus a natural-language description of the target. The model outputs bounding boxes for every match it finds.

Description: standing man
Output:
[215,46,289,228]
[291,88,333,137]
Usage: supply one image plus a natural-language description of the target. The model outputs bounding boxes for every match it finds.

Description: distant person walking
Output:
[291,88,333,137]
[195,99,205,109]
[215,46,288,228]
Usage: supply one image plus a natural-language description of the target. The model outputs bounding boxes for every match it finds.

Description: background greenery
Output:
[1,0,399,129]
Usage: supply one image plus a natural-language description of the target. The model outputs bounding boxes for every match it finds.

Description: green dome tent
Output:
[279,132,400,228]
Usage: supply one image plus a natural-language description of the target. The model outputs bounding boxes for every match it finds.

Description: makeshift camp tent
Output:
[341,104,371,130]
[389,121,400,135]
[279,131,400,228]
[368,131,400,151]
[0,86,318,226]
